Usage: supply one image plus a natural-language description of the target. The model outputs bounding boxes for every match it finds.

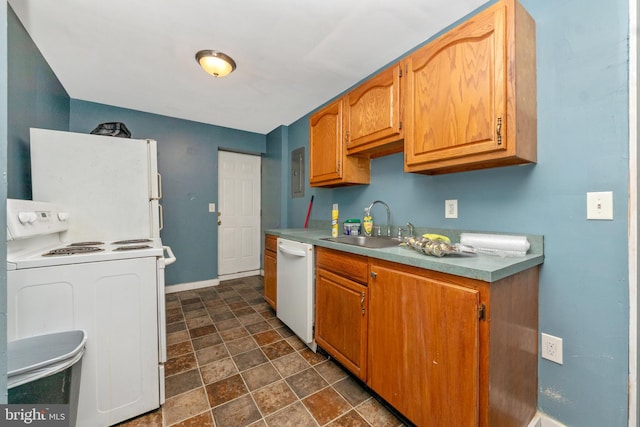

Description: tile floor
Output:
[118,275,407,427]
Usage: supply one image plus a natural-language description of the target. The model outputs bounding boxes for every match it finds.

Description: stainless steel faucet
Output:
[366,200,391,237]
[397,222,416,239]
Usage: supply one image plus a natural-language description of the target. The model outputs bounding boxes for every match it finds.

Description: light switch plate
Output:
[586,191,613,220]
[208,203,216,213]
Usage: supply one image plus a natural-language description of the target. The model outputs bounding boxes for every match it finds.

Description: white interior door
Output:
[218,151,261,277]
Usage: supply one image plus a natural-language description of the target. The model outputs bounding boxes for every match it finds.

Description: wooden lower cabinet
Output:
[368,259,538,427]
[368,259,480,426]
[263,235,277,310]
[315,269,368,381]
[314,248,539,427]
[315,247,368,381]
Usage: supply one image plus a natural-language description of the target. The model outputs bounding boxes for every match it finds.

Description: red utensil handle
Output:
[304,195,314,228]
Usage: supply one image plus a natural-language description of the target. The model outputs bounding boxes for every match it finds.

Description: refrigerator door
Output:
[30,128,159,241]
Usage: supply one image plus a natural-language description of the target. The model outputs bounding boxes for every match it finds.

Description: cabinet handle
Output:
[360,292,366,315]
[496,117,502,145]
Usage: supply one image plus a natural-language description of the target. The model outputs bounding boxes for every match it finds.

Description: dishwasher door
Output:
[276,238,316,351]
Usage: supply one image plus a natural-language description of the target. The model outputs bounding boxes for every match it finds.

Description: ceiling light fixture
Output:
[195,50,236,77]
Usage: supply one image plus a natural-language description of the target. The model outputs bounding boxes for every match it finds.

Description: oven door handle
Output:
[163,245,176,265]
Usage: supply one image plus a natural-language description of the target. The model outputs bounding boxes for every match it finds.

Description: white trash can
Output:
[7,330,87,427]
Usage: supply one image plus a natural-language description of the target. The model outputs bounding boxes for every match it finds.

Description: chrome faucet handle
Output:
[397,227,406,239]
[406,222,416,237]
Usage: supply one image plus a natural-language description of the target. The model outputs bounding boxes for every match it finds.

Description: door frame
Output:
[217,150,262,280]
[629,0,638,424]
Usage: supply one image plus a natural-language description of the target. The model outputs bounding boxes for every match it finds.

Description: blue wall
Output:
[69,100,266,285]
[283,1,631,425]
[4,0,634,424]
[7,6,70,200]
[262,126,287,234]
[6,4,268,287]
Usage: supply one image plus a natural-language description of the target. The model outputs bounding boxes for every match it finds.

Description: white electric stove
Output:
[6,198,173,426]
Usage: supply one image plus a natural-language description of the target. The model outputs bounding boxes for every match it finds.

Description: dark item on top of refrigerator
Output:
[90,122,131,138]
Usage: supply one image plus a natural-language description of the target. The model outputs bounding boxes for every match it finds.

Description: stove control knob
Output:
[58,212,70,222]
[18,211,37,224]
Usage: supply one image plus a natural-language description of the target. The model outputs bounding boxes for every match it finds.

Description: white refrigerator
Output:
[28,128,172,425]
[30,127,162,242]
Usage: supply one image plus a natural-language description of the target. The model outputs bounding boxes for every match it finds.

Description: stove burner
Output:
[112,239,152,245]
[113,245,152,251]
[43,246,104,256]
[68,241,104,246]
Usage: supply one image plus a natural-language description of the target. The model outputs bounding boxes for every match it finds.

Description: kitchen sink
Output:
[322,235,402,249]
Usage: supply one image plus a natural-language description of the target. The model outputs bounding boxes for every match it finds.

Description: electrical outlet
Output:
[445,199,458,219]
[541,333,563,364]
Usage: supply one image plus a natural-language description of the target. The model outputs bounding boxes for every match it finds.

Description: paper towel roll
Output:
[459,233,530,257]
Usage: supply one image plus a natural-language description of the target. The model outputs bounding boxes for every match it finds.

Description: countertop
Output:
[265,227,544,283]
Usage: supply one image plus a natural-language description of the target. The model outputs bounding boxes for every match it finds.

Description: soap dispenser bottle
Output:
[331,204,339,237]
[363,208,373,236]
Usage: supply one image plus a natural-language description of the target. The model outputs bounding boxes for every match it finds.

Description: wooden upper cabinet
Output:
[404,0,536,174]
[309,98,370,187]
[345,63,404,158]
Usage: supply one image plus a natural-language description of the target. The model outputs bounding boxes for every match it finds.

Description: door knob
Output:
[218,220,222,225]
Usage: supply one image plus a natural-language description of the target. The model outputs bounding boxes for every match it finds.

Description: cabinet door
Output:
[405,2,507,172]
[309,99,371,188]
[345,63,403,157]
[263,250,277,310]
[368,261,480,427]
[310,98,343,185]
[315,268,368,381]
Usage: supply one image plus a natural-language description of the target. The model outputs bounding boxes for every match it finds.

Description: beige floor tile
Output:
[156,276,406,427]
[163,387,209,426]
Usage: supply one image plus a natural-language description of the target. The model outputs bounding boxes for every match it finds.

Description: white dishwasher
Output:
[276,238,317,352]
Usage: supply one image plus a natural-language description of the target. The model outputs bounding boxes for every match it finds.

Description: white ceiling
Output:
[9,0,487,134]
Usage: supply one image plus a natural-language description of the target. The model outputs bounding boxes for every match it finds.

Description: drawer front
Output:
[316,247,368,284]
[265,234,277,252]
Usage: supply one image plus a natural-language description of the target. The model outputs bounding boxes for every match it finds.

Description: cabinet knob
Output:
[370,272,377,279]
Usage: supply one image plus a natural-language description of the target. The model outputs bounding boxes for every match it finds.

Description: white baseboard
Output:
[217,269,261,281]
[166,270,262,294]
[528,412,567,427]
[165,279,219,294]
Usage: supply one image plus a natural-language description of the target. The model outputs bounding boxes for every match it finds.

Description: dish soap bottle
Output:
[331,204,339,237]
[363,208,373,236]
